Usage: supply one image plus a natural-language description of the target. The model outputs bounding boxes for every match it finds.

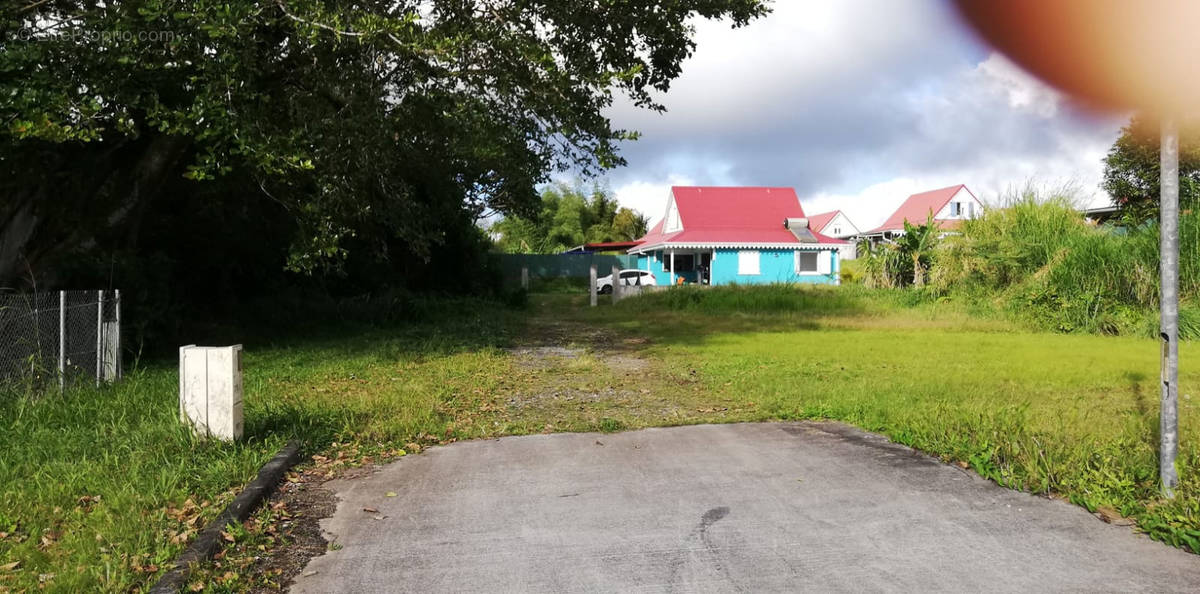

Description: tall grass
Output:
[928,189,1199,336]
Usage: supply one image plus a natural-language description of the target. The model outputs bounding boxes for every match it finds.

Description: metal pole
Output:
[58,290,65,392]
[589,262,597,307]
[95,290,103,388]
[115,289,122,379]
[1160,116,1180,497]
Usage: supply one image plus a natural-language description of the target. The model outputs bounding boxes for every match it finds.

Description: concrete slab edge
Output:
[150,440,303,594]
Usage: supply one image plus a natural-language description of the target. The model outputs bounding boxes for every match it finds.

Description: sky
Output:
[595,0,1128,231]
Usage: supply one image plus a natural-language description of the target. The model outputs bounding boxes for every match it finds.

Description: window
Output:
[663,254,696,272]
[832,226,841,235]
[619,271,640,280]
[950,202,962,216]
[737,250,760,275]
[796,251,819,273]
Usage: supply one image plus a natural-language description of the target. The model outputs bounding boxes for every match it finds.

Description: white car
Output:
[597,269,657,294]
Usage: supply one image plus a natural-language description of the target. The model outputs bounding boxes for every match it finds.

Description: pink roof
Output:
[635,186,845,248]
[806,211,840,233]
[867,184,976,233]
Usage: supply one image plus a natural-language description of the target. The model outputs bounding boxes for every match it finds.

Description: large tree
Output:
[491,181,648,253]
[1101,114,1200,222]
[0,0,767,287]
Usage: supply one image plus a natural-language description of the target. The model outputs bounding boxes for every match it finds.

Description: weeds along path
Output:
[495,295,761,434]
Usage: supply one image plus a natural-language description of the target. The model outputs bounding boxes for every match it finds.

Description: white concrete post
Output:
[612,264,620,303]
[521,266,529,290]
[1160,117,1181,496]
[589,262,597,307]
[180,345,244,441]
[669,250,676,286]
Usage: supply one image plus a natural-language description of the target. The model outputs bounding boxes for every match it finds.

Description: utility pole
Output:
[1159,116,1180,496]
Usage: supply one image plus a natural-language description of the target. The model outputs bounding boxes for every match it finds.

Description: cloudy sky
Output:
[596,0,1128,231]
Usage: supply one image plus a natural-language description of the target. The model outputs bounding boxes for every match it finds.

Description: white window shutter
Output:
[816,250,832,274]
[738,250,760,275]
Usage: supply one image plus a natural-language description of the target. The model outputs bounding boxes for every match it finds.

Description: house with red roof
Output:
[806,210,862,259]
[628,187,846,285]
[861,184,983,241]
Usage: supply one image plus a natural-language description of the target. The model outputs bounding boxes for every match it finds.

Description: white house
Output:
[806,210,861,259]
[860,184,984,242]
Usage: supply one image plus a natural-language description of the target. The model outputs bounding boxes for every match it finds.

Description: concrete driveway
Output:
[292,422,1200,593]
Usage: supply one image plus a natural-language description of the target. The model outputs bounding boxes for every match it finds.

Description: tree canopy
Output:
[1101,114,1200,222]
[1,0,767,286]
[491,182,648,253]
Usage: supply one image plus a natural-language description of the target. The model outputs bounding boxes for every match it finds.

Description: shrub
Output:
[928,187,1198,336]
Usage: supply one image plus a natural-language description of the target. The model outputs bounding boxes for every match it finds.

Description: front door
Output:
[699,252,713,284]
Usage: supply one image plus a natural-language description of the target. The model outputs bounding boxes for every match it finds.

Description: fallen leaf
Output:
[221,531,235,542]
[0,561,19,572]
[1095,506,1136,526]
[385,492,397,497]
[362,507,378,513]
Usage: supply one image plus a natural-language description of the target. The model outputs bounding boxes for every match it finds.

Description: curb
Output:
[150,440,303,593]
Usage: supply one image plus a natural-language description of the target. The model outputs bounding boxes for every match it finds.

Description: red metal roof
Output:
[634,187,845,248]
[866,184,976,233]
[806,211,840,233]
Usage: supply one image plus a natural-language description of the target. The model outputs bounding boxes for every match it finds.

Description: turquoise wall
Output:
[638,251,699,284]
[637,248,838,285]
[709,248,838,285]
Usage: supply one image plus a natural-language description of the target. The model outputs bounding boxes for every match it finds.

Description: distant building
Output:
[1081,204,1120,225]
[860,184,983,242]
[628,186,846,286]
[806,210,861,259]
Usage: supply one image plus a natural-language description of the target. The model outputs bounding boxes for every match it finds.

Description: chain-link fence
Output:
[0,290,122,389]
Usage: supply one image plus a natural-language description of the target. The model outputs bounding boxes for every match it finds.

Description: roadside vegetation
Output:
[859,188,1200,337]
[599,287,1200,552]
[4,284,1200,591]
[0,297,526,592]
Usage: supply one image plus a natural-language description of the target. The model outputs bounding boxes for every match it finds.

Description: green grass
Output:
[3,285,1200,592]
[0,298,524,592]
[588,285,1200,551]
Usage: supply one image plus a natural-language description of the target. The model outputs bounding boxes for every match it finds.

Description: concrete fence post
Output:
[589,262,597,307]
[612,264,621,303]
[521,266,529,290]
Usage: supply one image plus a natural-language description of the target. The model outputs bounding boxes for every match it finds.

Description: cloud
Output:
[604,0,1125,229]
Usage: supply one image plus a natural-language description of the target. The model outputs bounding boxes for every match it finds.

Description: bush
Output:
[928,188,1196,336]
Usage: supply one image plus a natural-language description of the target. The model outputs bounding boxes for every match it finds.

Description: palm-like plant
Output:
[897,212,939,287]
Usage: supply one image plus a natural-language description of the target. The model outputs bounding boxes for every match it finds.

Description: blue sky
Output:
[594,0,1126,230]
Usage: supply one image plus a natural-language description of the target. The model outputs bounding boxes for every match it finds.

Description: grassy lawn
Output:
[2,285,1199,592]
